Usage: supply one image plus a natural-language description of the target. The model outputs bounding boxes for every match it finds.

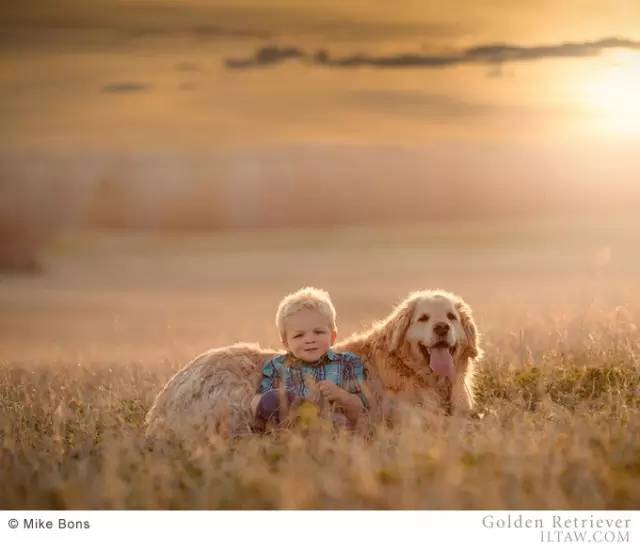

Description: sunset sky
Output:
[2,0,639,201]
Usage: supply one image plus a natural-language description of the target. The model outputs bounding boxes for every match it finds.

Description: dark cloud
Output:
[462,37,640,63]
[226,46,306,69]
[314,49,454,68]
[0,1,272,52]
[0,1,462,53]
[225,37,640,70]
[102,82,151,94]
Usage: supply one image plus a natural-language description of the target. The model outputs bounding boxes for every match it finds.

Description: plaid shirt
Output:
[257,349,369,409]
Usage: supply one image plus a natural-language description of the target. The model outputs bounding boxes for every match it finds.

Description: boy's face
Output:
[282,308,337,363]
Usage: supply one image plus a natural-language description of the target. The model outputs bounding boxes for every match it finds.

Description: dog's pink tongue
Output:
[430,348,454,379]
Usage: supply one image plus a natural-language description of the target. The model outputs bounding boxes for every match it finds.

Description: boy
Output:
[251,287,369,431]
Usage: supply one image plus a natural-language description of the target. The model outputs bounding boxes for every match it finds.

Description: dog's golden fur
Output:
[145,290,482,438]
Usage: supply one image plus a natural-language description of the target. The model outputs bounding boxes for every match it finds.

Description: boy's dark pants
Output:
[253,388,352,432]
[253,389,298,431]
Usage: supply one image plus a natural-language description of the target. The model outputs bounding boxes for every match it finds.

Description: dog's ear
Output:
[386,299,415,353]
[456,299,482,360]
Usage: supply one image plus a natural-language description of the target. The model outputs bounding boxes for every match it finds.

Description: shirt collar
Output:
[287,348,336,366]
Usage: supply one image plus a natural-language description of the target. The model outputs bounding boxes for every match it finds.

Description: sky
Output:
[1,0,639,205]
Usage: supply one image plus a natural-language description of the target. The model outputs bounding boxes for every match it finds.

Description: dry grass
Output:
[1,218,639,509]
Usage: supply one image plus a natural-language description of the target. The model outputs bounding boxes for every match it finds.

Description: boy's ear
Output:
[330,329,337,345]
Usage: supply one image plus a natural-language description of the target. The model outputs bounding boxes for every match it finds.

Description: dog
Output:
[144,289,482,438]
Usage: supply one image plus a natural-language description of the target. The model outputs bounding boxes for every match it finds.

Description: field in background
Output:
[1,216,639,508]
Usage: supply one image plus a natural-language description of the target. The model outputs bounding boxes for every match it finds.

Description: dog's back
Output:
[145,343,276,439]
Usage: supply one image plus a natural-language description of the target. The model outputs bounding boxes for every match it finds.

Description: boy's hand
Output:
[316,380,348,405]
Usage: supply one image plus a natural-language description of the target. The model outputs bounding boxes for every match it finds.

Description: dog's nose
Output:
[433,322,450,337]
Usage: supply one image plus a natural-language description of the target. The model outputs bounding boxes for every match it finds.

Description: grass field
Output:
[1,216,639,508]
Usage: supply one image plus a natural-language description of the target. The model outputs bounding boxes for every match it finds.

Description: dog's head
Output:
[385,290,481,379]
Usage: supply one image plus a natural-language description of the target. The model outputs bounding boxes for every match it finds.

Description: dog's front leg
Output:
[450,370,474,415]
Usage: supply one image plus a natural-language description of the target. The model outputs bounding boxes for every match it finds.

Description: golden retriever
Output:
[145,289,482,438]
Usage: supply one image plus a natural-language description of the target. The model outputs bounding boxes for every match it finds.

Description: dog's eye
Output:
[417,314,430,322]
[447,312,457,321]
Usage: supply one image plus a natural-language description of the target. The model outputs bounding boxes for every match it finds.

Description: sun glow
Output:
[581,51,640,137]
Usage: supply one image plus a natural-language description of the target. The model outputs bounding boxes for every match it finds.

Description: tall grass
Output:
[1,224,639,508]
[1,306,638,509]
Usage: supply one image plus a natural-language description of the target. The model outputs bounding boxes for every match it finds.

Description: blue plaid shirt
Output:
[257,349,369,409]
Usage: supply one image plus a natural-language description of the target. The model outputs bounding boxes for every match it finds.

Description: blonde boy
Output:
[251,287,368,431]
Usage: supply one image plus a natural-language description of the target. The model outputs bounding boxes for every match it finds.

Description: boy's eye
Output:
[314,329,326,334]
[292,333,303,339]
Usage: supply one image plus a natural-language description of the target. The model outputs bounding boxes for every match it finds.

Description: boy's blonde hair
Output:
[275,287,337,342]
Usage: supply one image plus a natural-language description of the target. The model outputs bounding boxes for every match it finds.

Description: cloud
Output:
[0,1,272,52]
[1,2,460,53]
[461,37,640,64]
[225,36,640,70]
[226,46,306,69]
[101,82,151,94]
